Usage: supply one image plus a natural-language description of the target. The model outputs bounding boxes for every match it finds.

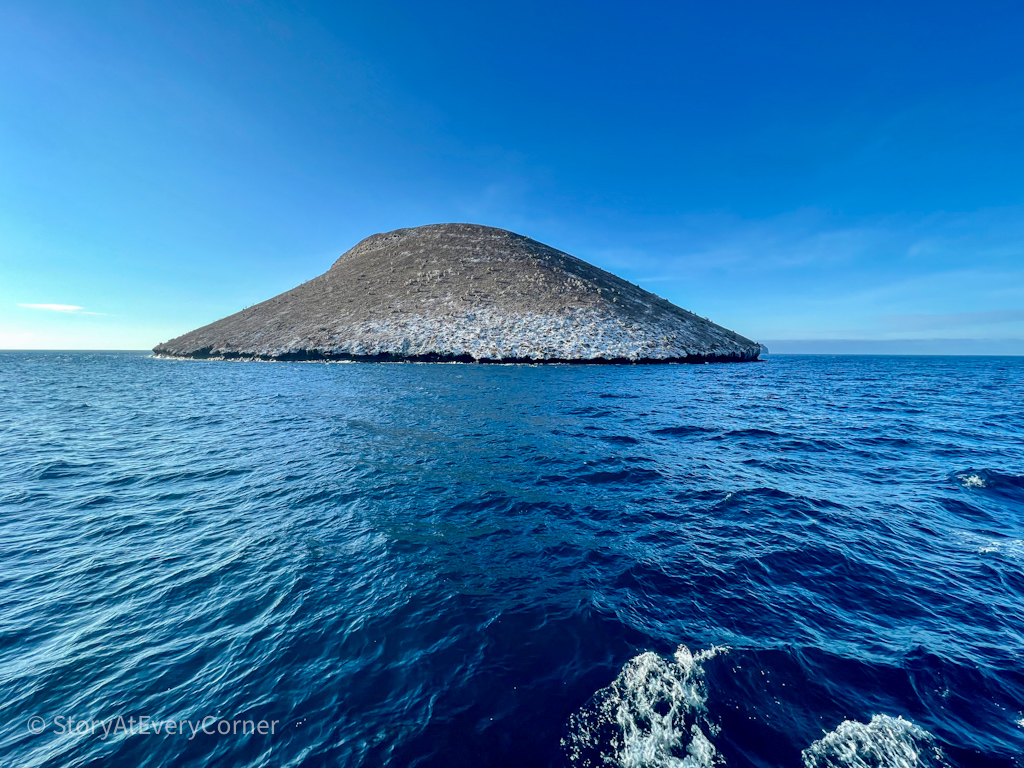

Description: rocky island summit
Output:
[154,223,761,363]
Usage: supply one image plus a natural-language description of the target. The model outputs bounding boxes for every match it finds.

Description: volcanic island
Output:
[153,223,762,364]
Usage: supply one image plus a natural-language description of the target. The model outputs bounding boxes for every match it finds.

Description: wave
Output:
[802,714,946,768]
[34,459,96,480]
[651,426,716,437]
[720,428,780,439]
[955,469,1024,500]
[563,645,726,768]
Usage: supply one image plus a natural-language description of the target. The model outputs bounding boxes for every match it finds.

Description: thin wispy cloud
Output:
[18,303,84,312]
[17,304,108,315]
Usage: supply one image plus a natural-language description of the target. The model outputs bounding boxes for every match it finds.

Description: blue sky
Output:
[2,0,1022,352]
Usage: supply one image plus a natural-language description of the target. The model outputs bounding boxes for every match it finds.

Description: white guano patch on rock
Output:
[159,306,756,361]
[324,307,749,361]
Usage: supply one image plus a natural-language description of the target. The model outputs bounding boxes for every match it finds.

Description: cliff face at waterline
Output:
[154,224,762,364]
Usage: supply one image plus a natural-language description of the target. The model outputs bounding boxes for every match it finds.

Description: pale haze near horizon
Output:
[2,1,1022,354]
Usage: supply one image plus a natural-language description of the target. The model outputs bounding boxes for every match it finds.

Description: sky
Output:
[1,0,1023,353]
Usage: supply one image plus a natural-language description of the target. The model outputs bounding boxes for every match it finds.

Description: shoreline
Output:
[151,349,763,364]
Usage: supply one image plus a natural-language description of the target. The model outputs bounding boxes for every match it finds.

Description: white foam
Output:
[563,644,727,768]
[802,714,946,768]
[972,537,1024,560]
[958,473,986,488]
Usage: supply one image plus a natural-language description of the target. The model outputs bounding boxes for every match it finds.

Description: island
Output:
[153,223,762,363]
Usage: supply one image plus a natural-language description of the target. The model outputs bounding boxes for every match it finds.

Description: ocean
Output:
[1,351,1021,767]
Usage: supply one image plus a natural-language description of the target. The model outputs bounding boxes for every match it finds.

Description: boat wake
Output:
[563,645,727,768]
[565,649,948,768]
[802,714,947,768]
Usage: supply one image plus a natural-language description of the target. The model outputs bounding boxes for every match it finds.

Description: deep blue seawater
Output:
[1,352,1022,768]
